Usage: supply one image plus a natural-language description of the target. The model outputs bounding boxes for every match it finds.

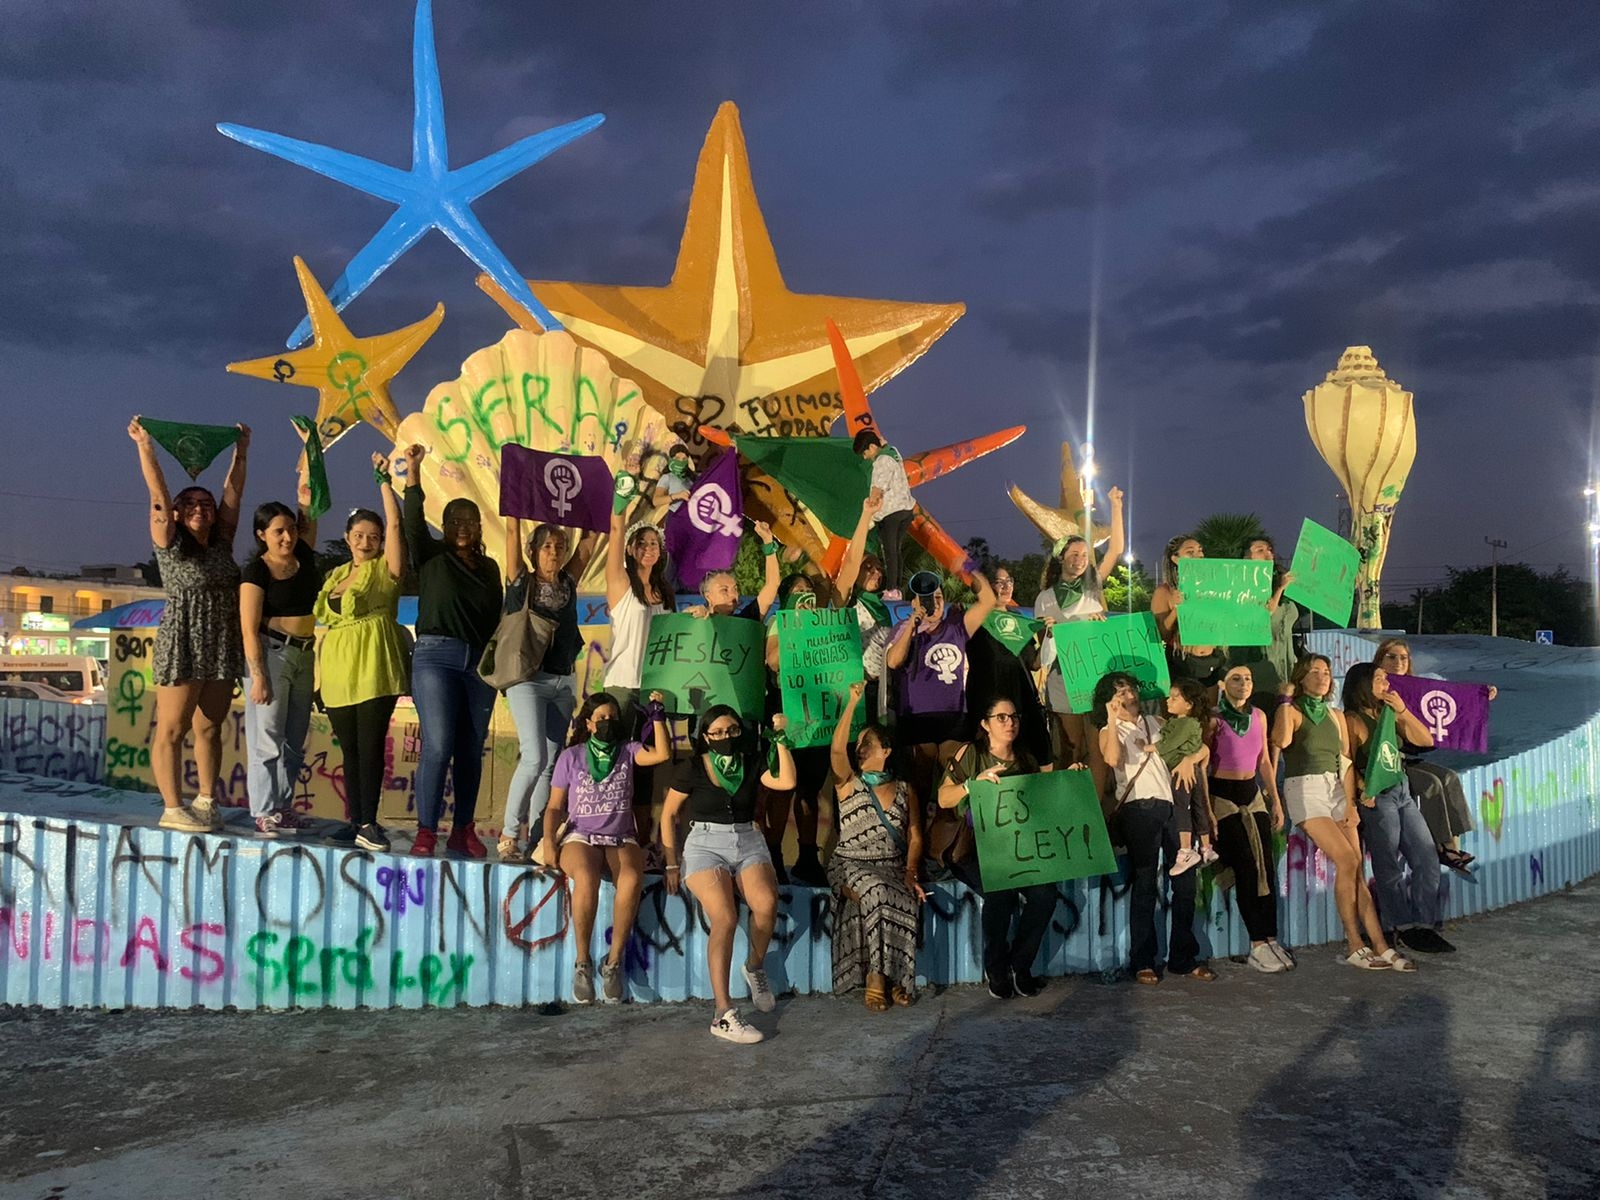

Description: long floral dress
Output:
[827,778,920,995]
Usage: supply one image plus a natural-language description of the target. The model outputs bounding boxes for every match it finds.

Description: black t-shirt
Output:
[671,751,763,824]
[240,540,322,622]
[503,570,582,675]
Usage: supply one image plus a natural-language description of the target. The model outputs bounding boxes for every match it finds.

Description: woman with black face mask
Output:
[660,705,796,1044]
[541,691,672,1005]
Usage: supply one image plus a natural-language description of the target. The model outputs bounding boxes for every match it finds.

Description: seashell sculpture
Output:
[393,329,667,591]
[1303,345,1417,628]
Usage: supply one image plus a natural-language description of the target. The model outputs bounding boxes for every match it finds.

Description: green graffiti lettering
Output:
[469,374,513,452]
[433,392,474,462]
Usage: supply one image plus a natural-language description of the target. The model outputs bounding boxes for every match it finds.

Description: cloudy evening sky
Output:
[2,0,1598,599]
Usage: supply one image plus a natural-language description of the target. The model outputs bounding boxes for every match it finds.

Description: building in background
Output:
[2,566,164,658]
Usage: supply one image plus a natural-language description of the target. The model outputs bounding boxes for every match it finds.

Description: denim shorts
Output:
[681,821,771,879]
[1284,772,1347,825]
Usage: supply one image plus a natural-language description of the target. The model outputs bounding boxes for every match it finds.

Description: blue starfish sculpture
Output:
[218,0,603,348]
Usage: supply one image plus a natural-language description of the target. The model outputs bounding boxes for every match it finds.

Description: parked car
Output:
[0,680,94,705]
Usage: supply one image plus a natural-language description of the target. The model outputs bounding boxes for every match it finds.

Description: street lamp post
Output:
[1485,536,1507,638]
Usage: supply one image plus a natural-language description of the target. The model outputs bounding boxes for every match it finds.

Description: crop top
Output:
[1211,709,1265,775]
[239,540,322,622]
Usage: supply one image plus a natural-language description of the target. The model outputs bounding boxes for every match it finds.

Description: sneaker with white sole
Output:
[1200,845,1220,866]
[741,962,776,1012]
[275,809,313,833]
[496,836,521,860]
[600,959,624,1003]
[159,805,211,834]
[253,813,285,839]
[1267,940,1297,970]
[710,1007,763,1044]
[1378,948,1416,972]
[355,823,391,853]
[1248,943,1286,973]
[1169,848,1202,876]
[191,797,223,831]
[573,962,596,1005]
[1343,947,1391,970]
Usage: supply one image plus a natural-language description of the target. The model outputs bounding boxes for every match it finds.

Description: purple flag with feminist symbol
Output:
[666,450,745,590]
[498,444,613,533]
[1386,674,1491,753]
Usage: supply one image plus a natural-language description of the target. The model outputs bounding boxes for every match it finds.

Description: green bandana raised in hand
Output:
[855,589,890,628]
[289,415,331,520]
[586,738,619,784]
[1217,697,1254,738]
[780,588,817,612]
[140,418,241,481]
[1297,695,1329,725]
[708,750,745,796]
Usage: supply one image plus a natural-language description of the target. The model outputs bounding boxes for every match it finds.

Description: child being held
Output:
[1159,679,1217,875]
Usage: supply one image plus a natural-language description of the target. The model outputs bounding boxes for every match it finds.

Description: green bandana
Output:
[667,458,692,479]
[855,589,890,628]
[982,609,1043,658]
[780,588,817,612]
[766,727,792,776]
[140,418,241,481]
[708,750,745,796]
[1053,576,1086,609]
[585,738,619,784]
[1217,697,1254,738]
[877,444,901,462]
[1364,706,1405,794]
[289,415,331,520]
[1297,695,1329,725]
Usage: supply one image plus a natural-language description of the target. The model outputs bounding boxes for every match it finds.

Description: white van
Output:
[0,655,106,702]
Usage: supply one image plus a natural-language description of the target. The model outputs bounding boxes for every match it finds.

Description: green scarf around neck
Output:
[1296,694,1329,725]
[1217,697,1254,738]
[708,750,745,796]
[586,738,619,783]
[1053,575,1086,609]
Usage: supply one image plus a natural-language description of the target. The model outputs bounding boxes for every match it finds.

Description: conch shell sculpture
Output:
[1303,346,1416,628]
[1008,443,1112,548]
[393,329,667,591]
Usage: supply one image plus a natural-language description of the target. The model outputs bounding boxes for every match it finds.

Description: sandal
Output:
[1135,968,1160,986]
[864,982,891,1012]
[891,985,917,1007]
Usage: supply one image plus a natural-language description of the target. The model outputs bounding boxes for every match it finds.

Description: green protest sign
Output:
[1176,559,1273,647]
[1283,517,1358,626]
[969,769,1119,892]
[1052,611,1170,712]
[777,608,866,747]
[639,613,765,718]
[982,609,1043,658]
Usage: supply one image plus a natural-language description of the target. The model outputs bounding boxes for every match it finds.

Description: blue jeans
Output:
[1362,781,1442,931]
[244,639,315,818]
[411,635,497,831]
[503,672,577,840]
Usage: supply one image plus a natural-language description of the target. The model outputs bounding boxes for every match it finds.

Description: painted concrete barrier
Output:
[1,631,1597,1009]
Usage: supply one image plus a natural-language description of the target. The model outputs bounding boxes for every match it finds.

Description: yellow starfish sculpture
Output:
[227,256,444,449]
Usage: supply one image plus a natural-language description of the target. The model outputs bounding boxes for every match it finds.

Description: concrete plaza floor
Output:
[2,881,1597,1200]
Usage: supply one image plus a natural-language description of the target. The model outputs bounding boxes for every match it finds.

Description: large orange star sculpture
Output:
[478,101,964,443]
[227,257,444,449]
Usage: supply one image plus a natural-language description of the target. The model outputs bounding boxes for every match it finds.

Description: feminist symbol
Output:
[114,669,146,724]
[924,642,965,685]
[1420,689,1458,741]
[271,358,296,382]
[688,483,743,537]
[544,458,582,516]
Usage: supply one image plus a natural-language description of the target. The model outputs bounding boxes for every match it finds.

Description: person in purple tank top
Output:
[884,568,997,816]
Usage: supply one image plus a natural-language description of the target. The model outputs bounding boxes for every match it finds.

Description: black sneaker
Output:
[986,971,1015,1000]
[1399,928,1457,954]
[325,822,358,846]
[355,823,392,853]
[1012,968,1045,998]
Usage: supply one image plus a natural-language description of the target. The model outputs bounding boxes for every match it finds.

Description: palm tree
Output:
[1190,512,1269,560]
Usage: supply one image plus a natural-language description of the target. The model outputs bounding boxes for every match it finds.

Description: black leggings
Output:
[1209,776,1279,943]
[327,695,399,828]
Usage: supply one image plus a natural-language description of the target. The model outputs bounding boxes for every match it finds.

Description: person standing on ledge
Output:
[853,429,914,599]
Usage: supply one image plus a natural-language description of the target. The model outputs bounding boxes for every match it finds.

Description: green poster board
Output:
[1176,559,1273,647]
[639,613,765,718]
[1052,611,1170,712]
[1283,517,1359,626]
[776,608,866,748]
[982,609,1043,658]
[969,769,1119,892]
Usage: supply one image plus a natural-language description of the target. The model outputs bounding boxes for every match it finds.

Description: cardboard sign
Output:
[639,613,765,718]
[1176,559,1273,646]
[777,608,866,748]
[1284,518,1359,626]
[1052,611,1170,712]
[969,769,1119,891]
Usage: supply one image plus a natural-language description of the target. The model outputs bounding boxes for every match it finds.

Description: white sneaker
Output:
[741,962,776,1012]
[158,805,210,834]
[1248,944,1286,973]
[191,797,223,831]
[710,1007,763,1044]
[1267,940,1297,970]
[1169,848,1202,876]
[1343,947,1391,970]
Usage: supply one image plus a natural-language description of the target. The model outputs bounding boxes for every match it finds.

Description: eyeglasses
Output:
[985,712,1019,724]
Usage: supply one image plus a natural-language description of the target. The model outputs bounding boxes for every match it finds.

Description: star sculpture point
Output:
[226,256,443,449]
[217,0,603,347]
[478,101,964,438]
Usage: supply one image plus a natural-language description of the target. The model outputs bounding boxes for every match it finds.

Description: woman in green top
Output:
[1272,655,1407,971]
[1229,536,1299,709]
[315,455,409,853]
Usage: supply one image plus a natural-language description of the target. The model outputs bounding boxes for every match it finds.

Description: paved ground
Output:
[2,882,1598,1200]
